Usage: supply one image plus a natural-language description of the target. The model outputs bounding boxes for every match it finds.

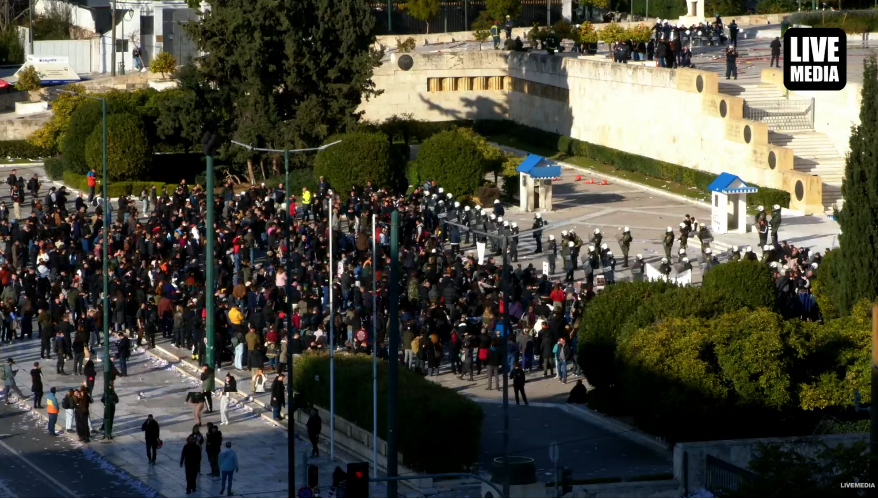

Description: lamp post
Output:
[201,132,220,369]
[230,139,341,497]
[61,90,110,437]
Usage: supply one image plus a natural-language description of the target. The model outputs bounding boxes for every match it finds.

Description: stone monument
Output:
[678,0,705,27]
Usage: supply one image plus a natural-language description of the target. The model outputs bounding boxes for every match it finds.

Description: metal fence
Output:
[705,455,757,496]
[743,98,815,132]
[370,0,564,35]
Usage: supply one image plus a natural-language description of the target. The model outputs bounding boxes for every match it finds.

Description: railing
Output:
[743,98,815,131]
[705,455,757,496]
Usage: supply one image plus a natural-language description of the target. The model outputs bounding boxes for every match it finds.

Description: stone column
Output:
[562,0,573,21]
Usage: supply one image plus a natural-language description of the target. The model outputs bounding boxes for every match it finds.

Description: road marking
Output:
[0,434,80,498]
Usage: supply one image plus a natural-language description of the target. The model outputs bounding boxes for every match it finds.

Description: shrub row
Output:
[789,10,878,31]
[0,140,52,161]
[293,353,484,473]
[61,171,177,198]
[493,121,792,209]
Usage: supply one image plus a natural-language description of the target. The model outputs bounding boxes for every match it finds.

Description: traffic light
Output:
[561,467,573,495]
[307,465,319,488]
[345,462,369,498]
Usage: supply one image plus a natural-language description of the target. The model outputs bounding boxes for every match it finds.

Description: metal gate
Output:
[705,455,756,496]
[743,98,815,132]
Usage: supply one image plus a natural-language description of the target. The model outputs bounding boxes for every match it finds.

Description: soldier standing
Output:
[662,227,674,261]
[532,213,546,253]
[619,227,632,267]
[770,204,782,245]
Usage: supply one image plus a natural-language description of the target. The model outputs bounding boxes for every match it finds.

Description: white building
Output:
[30,0,203,75]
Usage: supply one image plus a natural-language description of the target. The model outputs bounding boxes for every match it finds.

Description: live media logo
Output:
[783,28,847,91]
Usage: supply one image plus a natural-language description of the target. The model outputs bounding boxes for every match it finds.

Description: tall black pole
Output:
[285,150,295,497]
[501,235,511,499]
[387,210,400,498]
[100,98,111,439]
[205,154,215,368]
[111,0,117,76]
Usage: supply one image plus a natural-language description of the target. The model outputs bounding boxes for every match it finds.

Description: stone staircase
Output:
[767,131,845,211]
[720,82,845,211]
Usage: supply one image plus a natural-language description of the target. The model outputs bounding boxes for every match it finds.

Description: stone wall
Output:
[673,433,867,496]
[360,51,824,213]
[0,114,50,140]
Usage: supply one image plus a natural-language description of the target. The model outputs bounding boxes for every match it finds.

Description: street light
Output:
[230,139,341,498]
[61,89,112,439]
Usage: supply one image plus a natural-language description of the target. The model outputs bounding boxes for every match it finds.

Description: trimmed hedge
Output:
[789,10,878,31]
[44,157,64,180]
[85,113,152,182]
[702,260,779,312]
[61,171,176,198]
[0,140,52,161]
[294,353,483,473]
[314,132,398,199]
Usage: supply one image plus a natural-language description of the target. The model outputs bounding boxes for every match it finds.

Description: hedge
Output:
[44,157,64,180]
[293,353,484,473]
[85,113,152,182]
[61,170,176,198]
[702,259,779,312]
[0,140,52,161]
[789,10,878,31]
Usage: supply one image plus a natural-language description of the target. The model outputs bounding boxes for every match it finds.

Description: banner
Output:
[476,242,486,264]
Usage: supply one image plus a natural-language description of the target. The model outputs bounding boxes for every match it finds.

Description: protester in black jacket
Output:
[142,414,161,464]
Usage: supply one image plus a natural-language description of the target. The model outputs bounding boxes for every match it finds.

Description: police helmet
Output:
[549,235,555,240]
[705,248,712,254]
[454,201,460,207]
[811,262,819,269]
[561,230,568,236]
[588,245,595,252]
[757,205,764,211]
[679,248,686,254]
[763,244,771,251]
[535,213,542,218]
[746,245,752,252]
[594,228,601,234]
[679,222,686,228]
[623,227,630,233]
[769,262,778,269]
[636,253,643,259]
[661,257,668,263]
[503,221,509,227]
[773,204,780,210]
[512,222,518,228]
[431,194,437,199]
[475,205,481,211]
[438,188,444,194]
[666,226,673,232]
[682,257,689,263]
[447,193,453,199]
[732,245,739,252]
[498,217,504,223]
[490,214,497,220]
[568,241,575,247]
[464,206,470,211]
[494,199,501,204]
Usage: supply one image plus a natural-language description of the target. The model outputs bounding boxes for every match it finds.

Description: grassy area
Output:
[0,158,46,165]
[488,135,712,204]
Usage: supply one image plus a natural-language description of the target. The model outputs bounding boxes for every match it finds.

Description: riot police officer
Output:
[659,257,671,275]
[547,234,558,274]
[662,226,674,261]
[678,222,688,249]
[770,204,782,245]
[509,222,519,262]
[532,213,546,253]
[619,227,632,267]
[729,245,741,262]
[631,254,646,282]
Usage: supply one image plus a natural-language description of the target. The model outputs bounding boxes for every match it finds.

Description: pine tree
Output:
[837,54,878,313]
[184,0,382,154]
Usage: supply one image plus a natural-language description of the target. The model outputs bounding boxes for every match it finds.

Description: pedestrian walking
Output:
[142,414,161,464]
[206,423,223,477]
[116,332,131,376]
[2,357,25,404]
[770,37,781,67]
[30,361,43,408]
[46,387,59,435]
[307,408,322,458]
[187,391,206,426]
[180,436,202,494]
[219,442,239,496]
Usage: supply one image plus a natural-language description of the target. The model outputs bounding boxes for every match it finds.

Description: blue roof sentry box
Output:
[516,154,561,180]
[707,173,758,195]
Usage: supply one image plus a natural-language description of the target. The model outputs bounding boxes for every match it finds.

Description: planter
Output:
[15,100,49,116]
[149,79,179,91]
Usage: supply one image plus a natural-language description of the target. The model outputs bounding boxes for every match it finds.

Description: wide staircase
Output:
[719,83,845,211]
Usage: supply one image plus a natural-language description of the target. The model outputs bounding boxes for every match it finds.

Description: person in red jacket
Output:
[86,169,97,203]
[550,283,565,309]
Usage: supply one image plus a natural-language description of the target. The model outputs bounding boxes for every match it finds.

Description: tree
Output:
[27,82,86,152]
[85,113,152,182]
[705,0,747,16]
[14,65,41,91]
[185,0,382,160]
[406,0,440,34]
[597,22,626,44]
[149,51,177,79]
[473,29,490,49]
[486,0,522,23]
[145,88,207,152]
[837,54,878,314]
[313,132,398,199]
[412,129,485,197]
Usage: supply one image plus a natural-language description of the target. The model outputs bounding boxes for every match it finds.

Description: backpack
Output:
[61,396,70,409]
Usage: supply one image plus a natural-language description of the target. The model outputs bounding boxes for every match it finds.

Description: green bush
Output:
[314,132,396,199]
[85,113,152,182]
[294,354,483,473]
[412,129,486,196]
[702,260,778,311]
[0,140,52,160]
[61,170,175,198]
[755,0,795,13]
[812,248,844,319]
[706,0,748,16]
[789,10,878,31]
[62,99,104,174]
[44,157,64,180]
[577,280,676,392]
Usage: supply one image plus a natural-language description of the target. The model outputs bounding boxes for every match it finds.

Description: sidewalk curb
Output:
[469,397,672,457]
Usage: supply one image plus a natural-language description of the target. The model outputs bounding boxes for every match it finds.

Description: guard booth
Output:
[516,154,560,212]
[707,172,757,234]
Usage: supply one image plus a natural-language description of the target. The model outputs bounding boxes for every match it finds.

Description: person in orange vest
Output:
[46,387,60,436]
